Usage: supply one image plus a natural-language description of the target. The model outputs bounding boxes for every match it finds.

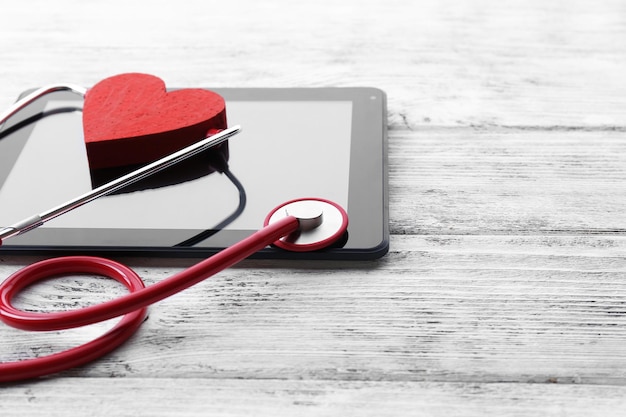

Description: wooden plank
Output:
[0,378,626,417]
[2,378,626,417]
[2,235,626,385]
[0,0,625,128]
[389,129,626,234]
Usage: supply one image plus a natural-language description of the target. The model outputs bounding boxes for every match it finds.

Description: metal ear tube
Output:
[0,126,241,243]
[0,84,87,131]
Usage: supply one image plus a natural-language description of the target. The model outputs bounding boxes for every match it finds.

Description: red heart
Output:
[82,73,227,170]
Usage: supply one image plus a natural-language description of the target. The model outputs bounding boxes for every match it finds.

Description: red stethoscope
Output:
[0,86,349,383]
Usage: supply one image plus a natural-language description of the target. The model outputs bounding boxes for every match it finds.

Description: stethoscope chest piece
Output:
[264,198,348,252]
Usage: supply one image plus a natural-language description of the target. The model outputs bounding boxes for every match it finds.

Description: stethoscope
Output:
[0,84,349,383]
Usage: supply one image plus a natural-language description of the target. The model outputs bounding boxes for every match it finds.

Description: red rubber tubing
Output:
[0,258,147,383]
[0,215,299,382]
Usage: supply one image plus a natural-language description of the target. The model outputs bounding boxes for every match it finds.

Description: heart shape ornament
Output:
[82,73,227,170]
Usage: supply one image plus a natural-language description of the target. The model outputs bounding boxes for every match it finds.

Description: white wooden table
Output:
[2,0,626,415]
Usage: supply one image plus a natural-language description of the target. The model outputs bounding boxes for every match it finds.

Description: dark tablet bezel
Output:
[0,87,388,260]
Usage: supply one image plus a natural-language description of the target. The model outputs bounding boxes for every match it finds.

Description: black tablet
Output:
[0,87,388,260]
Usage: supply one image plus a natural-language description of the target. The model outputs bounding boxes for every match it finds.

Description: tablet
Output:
[0,87,388,260]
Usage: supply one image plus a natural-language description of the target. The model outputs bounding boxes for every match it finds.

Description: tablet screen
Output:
[0,99,352,230]
[0,87,387,259]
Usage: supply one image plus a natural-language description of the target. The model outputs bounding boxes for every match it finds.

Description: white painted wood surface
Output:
[1,0,626,415]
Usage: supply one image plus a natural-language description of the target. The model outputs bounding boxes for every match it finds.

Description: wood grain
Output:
[3,235,626,414]
[0,0,625,129]
[1,0,626,415]
[3,378,626,417]
[3,235,626,385]
[389,129,626,234]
